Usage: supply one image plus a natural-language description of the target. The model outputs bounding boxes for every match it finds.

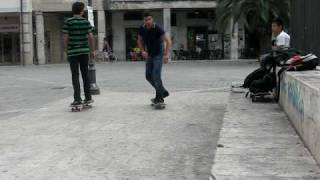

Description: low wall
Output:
[279,68,320,164]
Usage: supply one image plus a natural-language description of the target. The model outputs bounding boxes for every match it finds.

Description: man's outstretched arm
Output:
[137,35,148,59]
[63,33,69,53]
[88,32,96,58]
[163,32,172,64]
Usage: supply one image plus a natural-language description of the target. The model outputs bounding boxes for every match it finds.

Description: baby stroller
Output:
[103,49,118,63]
[244,67,277,102]
[243,48,300,102]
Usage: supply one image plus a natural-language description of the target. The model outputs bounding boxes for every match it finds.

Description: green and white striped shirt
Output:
[63,16,93,57]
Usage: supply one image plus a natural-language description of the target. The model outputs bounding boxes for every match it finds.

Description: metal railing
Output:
[171,49,224,60]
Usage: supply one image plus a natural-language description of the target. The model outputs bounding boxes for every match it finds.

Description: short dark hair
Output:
[272,18,284,27]
[72,2,85,15]
[143,12,153,18]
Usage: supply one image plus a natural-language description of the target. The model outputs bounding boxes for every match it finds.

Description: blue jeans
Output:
[146,55,168,99]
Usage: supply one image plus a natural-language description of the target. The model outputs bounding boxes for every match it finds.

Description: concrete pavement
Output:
[0,61,257,120]
[1,61,255,179]
[211,92,320,179]
[0,90,228,180]
[1,61,318,179]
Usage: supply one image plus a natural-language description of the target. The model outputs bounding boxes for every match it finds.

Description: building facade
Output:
[32,0,107,65]
[0,0,244,65]
[290,0,320,56]
[106,0,245,61]
[0,0,104,65]
[0,0,30,65]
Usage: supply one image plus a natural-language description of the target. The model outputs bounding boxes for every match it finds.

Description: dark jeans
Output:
[146,55,168,99]
[69,54,91,101]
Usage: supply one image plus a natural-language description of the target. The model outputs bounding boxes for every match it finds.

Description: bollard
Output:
[88,58,100,95]
[87,0,100,95]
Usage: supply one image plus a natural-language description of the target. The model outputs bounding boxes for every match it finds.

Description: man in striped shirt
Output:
[63,2,95,106]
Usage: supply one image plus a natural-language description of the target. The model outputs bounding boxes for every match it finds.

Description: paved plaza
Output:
[0,61,255,179]
[1,61,318,180]
[0,61,256,120]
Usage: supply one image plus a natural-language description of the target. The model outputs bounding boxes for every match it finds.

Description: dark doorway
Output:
[0,33,20,65]
[125,28,143,61]
[187,26,208,59]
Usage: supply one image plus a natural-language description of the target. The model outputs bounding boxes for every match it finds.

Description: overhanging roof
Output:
[106,0,217,10]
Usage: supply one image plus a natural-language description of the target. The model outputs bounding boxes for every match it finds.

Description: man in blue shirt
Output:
[137,13,172,105]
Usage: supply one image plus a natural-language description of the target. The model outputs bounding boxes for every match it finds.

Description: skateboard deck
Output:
[246,91,273,102]
[153,103,166,109]
[70,102,92,112]
[231,82,246,93]
[150,102,166,109]
[150,98,166,109]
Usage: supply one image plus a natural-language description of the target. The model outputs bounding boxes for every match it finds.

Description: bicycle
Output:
[103,50,118,63]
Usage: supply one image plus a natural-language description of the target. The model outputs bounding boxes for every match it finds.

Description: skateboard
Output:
[246,91,272,102]
[150,100,166,110]
[70,101,93,112]
[153,103,166,110]
[231,83,246,93]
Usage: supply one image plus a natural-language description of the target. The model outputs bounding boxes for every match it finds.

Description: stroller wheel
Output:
[252,96,257,102]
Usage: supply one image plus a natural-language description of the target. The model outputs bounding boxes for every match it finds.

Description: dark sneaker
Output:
[154,98,164,104]
[151,98,157,104]
[70,101,82,106]
[83,99,94,104]
[163,91,170,99]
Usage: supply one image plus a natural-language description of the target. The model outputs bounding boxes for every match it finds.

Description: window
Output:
[124,12,143,21]
[171,13,177,26]
[187,11,209,19]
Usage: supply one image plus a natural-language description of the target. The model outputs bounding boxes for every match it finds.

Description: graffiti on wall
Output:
[286,80,304,114]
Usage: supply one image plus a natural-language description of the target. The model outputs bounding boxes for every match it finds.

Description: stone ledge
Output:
[279,69,320,165]
[211,92,320,179]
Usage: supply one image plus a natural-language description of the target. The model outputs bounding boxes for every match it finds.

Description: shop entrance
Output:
[125,28,143,61]
[187,26,208,59]
[0,32,20,65]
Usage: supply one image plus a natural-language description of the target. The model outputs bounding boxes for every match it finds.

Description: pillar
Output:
[112,11,125,61]
[22,12,34,65]
[97,10,106,52]
[163,8,171,34]
[163,8,172,57]
[35,11,46,65]
[230,20,239,60]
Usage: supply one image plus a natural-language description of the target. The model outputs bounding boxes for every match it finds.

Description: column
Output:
[163,8,171,34]
[176,12,187,51]
[163,8,172,57]
[35,11,46,65]
[22,12,34,65]
[97,10,106,52]
[230,20,239,60]
[112,11,125,60]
